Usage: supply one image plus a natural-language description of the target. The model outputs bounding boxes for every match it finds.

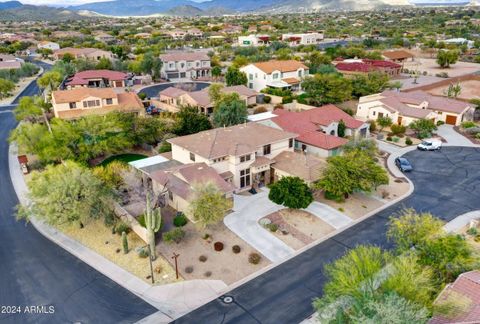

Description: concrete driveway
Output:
[224,190,352,263]
[437,124,478,147]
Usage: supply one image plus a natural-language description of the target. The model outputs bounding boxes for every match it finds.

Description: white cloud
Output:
[19,0,112,5]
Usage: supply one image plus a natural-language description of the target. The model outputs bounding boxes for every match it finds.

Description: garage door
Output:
[445,115,457,125]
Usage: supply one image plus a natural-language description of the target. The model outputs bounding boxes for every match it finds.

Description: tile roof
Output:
[382,49,414,60]
[252,60,308,74]
[281,77,301,84]
[430,271,480,324]
[150,163,234,200]
[378,97,432,118]
[159,87,188,98]
[52,88,118,103]
[186,90,212,108]
[272,151,326,182]
[0,60,21,69]
[220,85,258,97]
[66,70,127,86]
[159,52,210,62]
[54,47,110,56]
[168,123,296,159]
[336,62,373,73]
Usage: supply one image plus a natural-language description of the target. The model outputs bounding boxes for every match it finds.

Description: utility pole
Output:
[172,252,180,280]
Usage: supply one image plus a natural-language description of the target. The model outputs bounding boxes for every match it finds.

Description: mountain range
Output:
[0,0,475,18]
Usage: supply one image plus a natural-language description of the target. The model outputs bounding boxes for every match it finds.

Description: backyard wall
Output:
[113,202,148,244]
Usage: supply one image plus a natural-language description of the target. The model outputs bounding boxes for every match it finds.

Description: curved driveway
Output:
[0,63,156,323]
[175,146,480,324]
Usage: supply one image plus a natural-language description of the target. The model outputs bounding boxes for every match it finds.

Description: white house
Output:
[237,34,271,47]
[159,52,211,81]
[240,60,309,92]
[281,32,324,46]
[37,41,60,51]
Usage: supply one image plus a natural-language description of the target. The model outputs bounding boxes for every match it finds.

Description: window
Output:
[240,168,251,188]
[289,138,293,148]
[249,83,253,89]
[69,102,76,109]
[263,144,271,155]
[298,70,302,77]
[240,154,251,163]
[190,153,195,161]
[83,100,100,108]
[196,62,200,67]
[168,191,173,201]
[372,111,376,116]
[106,98,113,105]
[249,74,253,80]
[181,63,185,68]
[273,73,279,80]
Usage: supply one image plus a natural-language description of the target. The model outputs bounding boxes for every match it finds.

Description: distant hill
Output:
[165,5,205,16]
[0,1,22,10]
[0,5,86,21]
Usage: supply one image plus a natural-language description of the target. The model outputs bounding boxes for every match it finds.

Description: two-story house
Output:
[64,70,128,89]
[159,52,211,81]
[51,88,144,119]
[356,90,474,126]
[240,60,309,92]
[167,123,297,191]
[237,34,271,47]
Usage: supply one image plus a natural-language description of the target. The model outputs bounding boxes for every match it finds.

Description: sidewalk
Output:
[437,124,479,147]
[8,143,227,323]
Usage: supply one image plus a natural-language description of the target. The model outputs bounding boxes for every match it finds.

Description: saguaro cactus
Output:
[145,192,162,260]
[122,231,128,254]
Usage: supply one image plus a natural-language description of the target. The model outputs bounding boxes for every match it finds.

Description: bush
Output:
[435,72,449,78]
[475,234,480,242]
[392,136,400,143]
[368,120,377,132]
[253,106,268,114]
[232,245,241,254]
[198,255,208,262]
[263,95,271,104]
[266,223,278,232]
[136,246,149,258]
[386,136,393,141]
[163,228,185,244]
[324,191,344,202]
[466,227,478,236]
[405,137,413,145]
[464,127,480,135]
[436,120,445,126]
[249,253,261,264]
[461,121,476,129]
[214,242,224,251]
[173,213,188,227]
[390,124,406,135]
[115,222,130,235]
[282,96,293,104]
[204,271,212,277]
[185,266,194,274]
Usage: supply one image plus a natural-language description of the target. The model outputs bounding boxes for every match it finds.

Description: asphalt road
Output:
[0,62,157,324]
[175,146,480,324]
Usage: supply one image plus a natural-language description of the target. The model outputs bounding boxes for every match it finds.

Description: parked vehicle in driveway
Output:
[395,157,413,172]
[417,139,442,151]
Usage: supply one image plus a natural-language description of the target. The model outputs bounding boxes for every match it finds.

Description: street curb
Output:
[5,67,44,106]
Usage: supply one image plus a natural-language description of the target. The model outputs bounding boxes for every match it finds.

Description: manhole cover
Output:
[221,296,234,304]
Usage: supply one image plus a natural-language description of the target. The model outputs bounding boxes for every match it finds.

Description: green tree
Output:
[409,118,437,139]
[342,139,378,157]
[61,52,75,63]
[387,209,444,252]
[436,49,459,68]
[377,115,393,132]
[306,51,332,73]
[96,57,113,70]
[315,151,389,199]
[211,65,222,78]
[212,93,248,127]
[0,78,15,98]
[351,72,390,98]
[174,105,212,136]
[301,74,353,105]
[17,161,112,226]
[268,176,313,209]
[189,182,232,228]
[337,120,346,138]
[13,96,50,122]
[225,66,247,86]
[37,71,63,91]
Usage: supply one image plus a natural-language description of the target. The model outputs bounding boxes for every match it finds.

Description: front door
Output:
[397,116,403,125]
[445,115,457,125]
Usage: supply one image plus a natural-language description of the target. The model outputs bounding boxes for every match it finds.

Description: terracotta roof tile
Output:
[252,60,308,74]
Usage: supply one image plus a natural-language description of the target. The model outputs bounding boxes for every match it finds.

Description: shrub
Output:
[154,265,162,273]
[163,228,185,244]
[266,223,278,232]
[435,72,449,78]
[324,191,344,202]
[405,137,413,145]
[204,271,212,277]
[466,227,478,236]
[232,245,241,254]
[199,255,208,262]
[253,106,268,114]
[464,127,480,135]
[136,246,149,258]
[282,96,293,104]
[249,253,261,264]
[202,233,211,240]
[390,124,406,135]
[185,266,194,274]
[461,121,476,129]
[115,222,130,235]
[263,95,272,103]
[386,136,393,141]
[437,120,445,126]
[214,242,224,251]
[173,213,188,227]
[368,120,377,132]
[475,234,480,242]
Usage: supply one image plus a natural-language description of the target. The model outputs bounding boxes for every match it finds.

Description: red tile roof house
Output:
[64,70,128,89]
[429,270,480,324]
[334,58,402,77]
[150,163,235,222]
[356,90,475,126]
[258,105,369,157]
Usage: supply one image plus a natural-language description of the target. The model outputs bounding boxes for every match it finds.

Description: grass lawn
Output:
[99,154,148,166]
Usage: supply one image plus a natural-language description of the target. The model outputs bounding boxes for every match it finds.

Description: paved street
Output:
[0,63,157,324]
[175,146,480,324]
